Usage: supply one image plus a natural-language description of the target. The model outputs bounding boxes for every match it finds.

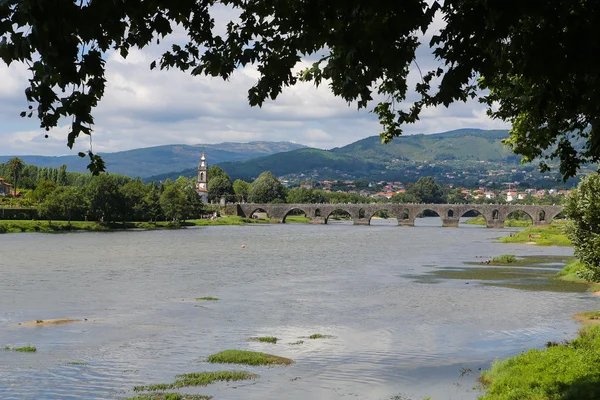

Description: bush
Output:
[491,254,517,263]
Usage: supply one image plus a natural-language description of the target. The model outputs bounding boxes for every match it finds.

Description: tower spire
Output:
[196,148,208,203]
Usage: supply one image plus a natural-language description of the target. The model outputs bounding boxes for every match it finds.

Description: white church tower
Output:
[196,150,209,203]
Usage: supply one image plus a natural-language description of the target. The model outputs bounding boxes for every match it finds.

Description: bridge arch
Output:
[365,208,397,225]
[325,208,354,223]
[414,208,443,227]
[248,207,270,220]
[399,208,410,220]
[282,207,310,223]
[505,209,534,225]
[459,209,488,226]
[539,210,546,222]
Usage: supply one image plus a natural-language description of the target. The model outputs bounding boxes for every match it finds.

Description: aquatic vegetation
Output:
[478,326,600,400]
[490,254,517,264]
[36,320,44,323]
[133,371,258,392]
[289,340,304,345]
[122,392,212,399]
[194,297,219,301]
[67,361,88,365]
[207,350,293,365]
[248,336,278,344]
[3,345,37,352]
[308,334,333,339]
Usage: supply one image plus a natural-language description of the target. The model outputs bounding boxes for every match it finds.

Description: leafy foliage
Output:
[405,177,445,204]
[564,174,600,282]
[248,171,286,203]
[2,2,599,177]
[479,326,600,400]
[207,166,234,202]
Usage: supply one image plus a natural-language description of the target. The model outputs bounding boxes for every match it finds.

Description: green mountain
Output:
[333,129,518,163]
[0,141,306,178]
[146,128,523,182]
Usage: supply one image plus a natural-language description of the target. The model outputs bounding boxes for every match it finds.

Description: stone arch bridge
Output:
[234,203,563,228]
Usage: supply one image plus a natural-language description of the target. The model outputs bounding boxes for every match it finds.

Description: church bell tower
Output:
[196,150,209,203]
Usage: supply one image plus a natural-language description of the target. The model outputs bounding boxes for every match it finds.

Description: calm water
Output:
[0,218,597,400]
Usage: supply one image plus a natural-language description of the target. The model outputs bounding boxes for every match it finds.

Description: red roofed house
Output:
[0,178,12,196]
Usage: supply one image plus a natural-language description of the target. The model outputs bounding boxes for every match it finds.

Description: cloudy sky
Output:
[0,7,509,157]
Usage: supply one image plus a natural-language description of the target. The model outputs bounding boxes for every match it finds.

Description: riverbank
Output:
[478,325,600,400]
[499,221,571,246]
[476,224,600,399]
[465,215,531,227]
[0,216,268,233]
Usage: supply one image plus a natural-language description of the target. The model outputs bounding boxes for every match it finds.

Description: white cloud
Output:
[0,7,509,157]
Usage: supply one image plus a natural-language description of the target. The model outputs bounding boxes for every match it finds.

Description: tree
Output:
[58,187,89,224]
[122,179,150,221]
[143,183,163,222]
[30,180,57,203]
[38,190,63,225]
[248,171,286,203]
[564,174,600,282]
[2,1,599,178]
[233,179,251,202]
[7,158,24,196]
[86,174,126,222]
[446,188,468,204]
[206,168,234,203]
[286,187,326,204]
[405,177,445,204]
[57,165,68,186]
[160,183,187,221]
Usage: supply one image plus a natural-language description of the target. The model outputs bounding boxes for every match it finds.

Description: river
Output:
[0,218,597,400]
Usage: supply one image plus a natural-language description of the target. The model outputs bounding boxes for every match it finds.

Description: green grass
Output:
[464,216,532,227]
[284,215,310,223]
[3,345,37,352]
[248,336,278,344]
[557,259,600,292]
[206,350,293,365]
[478,326,600,400]
[133,371,258,392]
[121,394,212,400]
[0,216,270,234]
[491,254,517,264]
[499,222,572,246]
[308,334,333,339]
[194,297,219,301]
[557,259,588,282]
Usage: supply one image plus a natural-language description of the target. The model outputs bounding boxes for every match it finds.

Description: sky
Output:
[0,6,509,157]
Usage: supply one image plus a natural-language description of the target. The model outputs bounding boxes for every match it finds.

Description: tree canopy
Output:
[564,174,600,282]
[1,1,599,178]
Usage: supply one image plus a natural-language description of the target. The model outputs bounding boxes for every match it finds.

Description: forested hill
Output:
[0,141,306,178]
[146,128,517,182]
[331,129,516,163]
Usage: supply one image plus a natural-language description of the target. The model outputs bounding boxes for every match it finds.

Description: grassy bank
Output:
[284,215,310,223]
[465,215,532,227]
[478,326,600,400]
[556,259,600,293]
[499,222,572,246]
[0,216,269,233]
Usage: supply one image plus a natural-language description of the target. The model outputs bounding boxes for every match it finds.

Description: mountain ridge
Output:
[0,141,307,177]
